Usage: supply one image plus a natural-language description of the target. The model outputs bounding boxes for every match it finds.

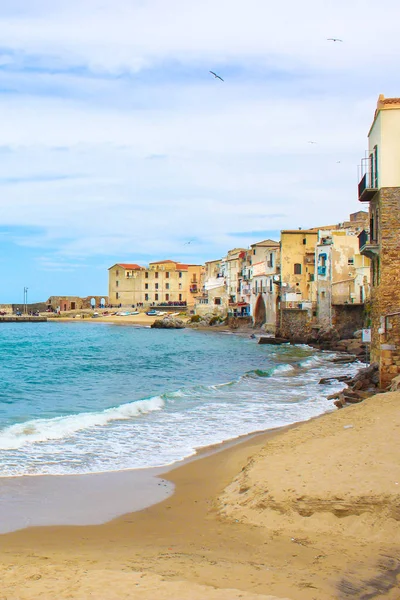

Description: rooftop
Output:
[109,263,143,270]
[250,238,280,248]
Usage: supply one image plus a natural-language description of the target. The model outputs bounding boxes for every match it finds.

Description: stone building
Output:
[358,94,400,386]
[46,296,108,312]
[108,261,203,308]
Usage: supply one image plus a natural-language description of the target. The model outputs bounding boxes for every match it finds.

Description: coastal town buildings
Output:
[249,240,280,328]
[108,260,203,308]
[46,295,108,312]
[358,94,400,386]
[279,229,319,306]
[316,230,370,329]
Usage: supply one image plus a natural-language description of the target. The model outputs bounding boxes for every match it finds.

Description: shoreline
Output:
[0,425,290,534]
[1,392,400,598]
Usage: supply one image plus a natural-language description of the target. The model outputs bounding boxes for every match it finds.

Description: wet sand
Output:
[1,393,400,599]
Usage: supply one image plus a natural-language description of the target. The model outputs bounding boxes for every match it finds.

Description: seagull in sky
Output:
[184,239,195,245]
[209,71,224,82]
[308,141,317,144]
[327,38,343,42]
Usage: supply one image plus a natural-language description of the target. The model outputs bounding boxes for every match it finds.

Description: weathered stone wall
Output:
[226,316,253,329]
[332,304,365,339]
[369,187,400,386]
[277,309,313,342]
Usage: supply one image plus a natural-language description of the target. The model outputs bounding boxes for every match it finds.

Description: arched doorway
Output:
[90,298,96,309]
[100,297,105,308]
[254,295,266,327]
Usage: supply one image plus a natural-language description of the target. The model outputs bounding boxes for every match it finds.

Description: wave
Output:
[0,360,310,451]
[0,396,164,450]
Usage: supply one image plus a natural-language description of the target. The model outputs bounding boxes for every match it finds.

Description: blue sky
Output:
[0,0,399,302]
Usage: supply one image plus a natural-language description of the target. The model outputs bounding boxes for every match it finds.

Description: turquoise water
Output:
[0,323,360,476]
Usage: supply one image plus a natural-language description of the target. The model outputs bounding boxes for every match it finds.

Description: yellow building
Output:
[280,230,318,304]
[108,260,203,308]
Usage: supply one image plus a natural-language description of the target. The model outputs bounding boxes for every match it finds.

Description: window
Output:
[155,293,159,301]
[116,292,119,299]
[179,294,182,301]
[253,249,256,255]
[348,258,354,265]
[116,280,119,287]
[145,272,149,279]
[269,278,273,292]
[145,293,149,301]
[166,272,170,279]
[179,272,182,278]
[214,297,221,305]
[155,283,159,290]
[145,283,149,290]
[294,263,302,275]
[179,283,182,290]
[155,272,159,279]
[116,270,119,276]
[303,238,307,245]
[166,283,170,290]
[268,253,274,268]
[166,293,169,301]
[192,275,197,283]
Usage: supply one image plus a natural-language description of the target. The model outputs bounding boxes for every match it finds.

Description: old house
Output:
[280,230,318,306]
[249,240,281,328]
[108,261,203,308]
[316,230,370,331]
[358,94,400,386]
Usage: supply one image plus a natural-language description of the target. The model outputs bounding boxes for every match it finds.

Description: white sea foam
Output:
[0,396,165,450]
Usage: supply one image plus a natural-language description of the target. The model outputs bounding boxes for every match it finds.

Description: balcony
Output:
[190,286,198,293]
[358,230,379,258]
[358,155,378,202]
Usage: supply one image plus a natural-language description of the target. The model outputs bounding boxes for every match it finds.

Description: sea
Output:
[0,322,362,478]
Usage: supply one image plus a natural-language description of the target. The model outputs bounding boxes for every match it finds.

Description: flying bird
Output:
[327,38,343,42]
[209,71,224,82]
[184,239,195,245]
[308,141,317,144]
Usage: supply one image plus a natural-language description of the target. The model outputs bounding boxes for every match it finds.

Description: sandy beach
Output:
[1,390,400,599]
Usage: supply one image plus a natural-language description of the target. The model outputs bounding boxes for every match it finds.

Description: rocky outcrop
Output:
[258,337,288,345]
[151,316,185,329]
[322,363,380,409]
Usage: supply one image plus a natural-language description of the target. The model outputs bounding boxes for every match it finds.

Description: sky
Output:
[0,0,399,302]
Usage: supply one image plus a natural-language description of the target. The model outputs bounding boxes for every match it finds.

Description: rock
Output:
[327,392,341,400]
[389,374,400,392]
[331,356,358,364]
[317,326,340,343]
[151,317,185,329]
[334,398,345,409]
[258,337,288,345]
[319,375,352,385]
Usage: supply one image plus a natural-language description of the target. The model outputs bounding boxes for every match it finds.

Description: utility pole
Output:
[23,287,28,314]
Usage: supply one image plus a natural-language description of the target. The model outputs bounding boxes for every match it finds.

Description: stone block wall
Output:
[277,309,313,342]
[369,187,400,387]
[332,304,365,339]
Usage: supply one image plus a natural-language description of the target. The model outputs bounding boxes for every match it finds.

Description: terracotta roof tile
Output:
[118,263,143,270]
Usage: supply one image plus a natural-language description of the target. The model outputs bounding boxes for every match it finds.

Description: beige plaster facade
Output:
[108,261,203,308]
[280,230,318,303]
[316,231,370,328]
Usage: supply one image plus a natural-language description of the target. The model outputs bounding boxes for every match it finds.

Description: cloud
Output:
[0,0,395,283]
